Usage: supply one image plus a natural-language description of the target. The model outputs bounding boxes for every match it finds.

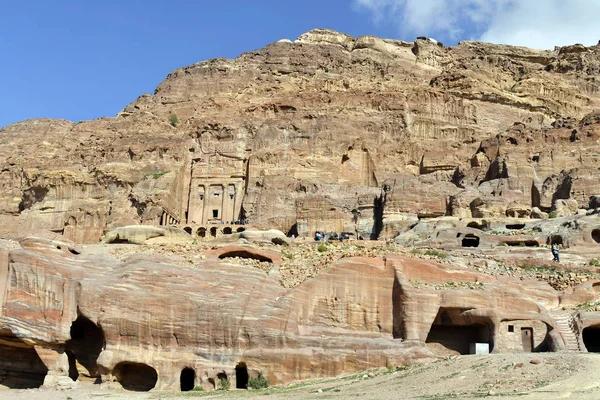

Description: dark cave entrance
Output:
[370,194,384,240]
[0,331,48,388]
[461,234,480,248]
[65,315,105,382]
[287,223,298,238]
[506,224,525,230]
[113,362,158,391]
[210,227,218,237]
[197,227,206,238]
[223,227,232,235]
[504,240,539,247]
[183,227,192,235]
[583,326,600,352]
[425,308,491,355]
[235,362,249,389]
[237,227,246,233]
[592,229,600,244]
[219,250,272,263]
[180,367,196,392]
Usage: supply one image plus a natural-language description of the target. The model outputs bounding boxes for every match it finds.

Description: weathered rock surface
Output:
[3,236,598,391]
[2,29,600,242]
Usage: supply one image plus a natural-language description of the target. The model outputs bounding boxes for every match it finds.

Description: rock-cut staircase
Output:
[549,310,581,351]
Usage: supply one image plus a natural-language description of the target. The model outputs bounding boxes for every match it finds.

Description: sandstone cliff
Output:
[2,29,600,243]
[2,236,593,391]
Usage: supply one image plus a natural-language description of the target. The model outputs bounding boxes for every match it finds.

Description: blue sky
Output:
[1,1,599,128]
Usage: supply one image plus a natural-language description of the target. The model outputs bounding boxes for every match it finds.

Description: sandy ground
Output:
[3,353,600,400]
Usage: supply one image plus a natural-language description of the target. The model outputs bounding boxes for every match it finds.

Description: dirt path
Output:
[0,353,600,400]
[3,353,600,400]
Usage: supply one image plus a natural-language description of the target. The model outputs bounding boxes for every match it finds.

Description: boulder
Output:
[553,199,579,217]
[103,225,193,245]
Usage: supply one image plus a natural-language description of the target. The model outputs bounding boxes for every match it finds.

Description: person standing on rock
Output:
[551,243,560,262]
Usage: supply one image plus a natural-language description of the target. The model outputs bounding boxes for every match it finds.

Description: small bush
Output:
[590,259,600,267]
[151,170,171,179]
[192,386,205,391]
[248,372,269,389]
[317,243,328,253]
[218,377,231,391]
[409,248,422,256]
[169,114,180,127]
[548,211,558,219]
[424,249,447,259]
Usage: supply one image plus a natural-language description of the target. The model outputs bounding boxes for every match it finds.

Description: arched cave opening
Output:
[112,362,158,392]
[210,227,218,237]
[506,224,526,230]
[583,326,600,352]
[197,227,206,238]
[425,308,491,355]
[0,331,48,388]
[183,227,192,235]
[223,227,232,235]
[180,367,196,392]
[219,251,272,263]
[461,234,480,248]
[592,229,600,244]
[550,235,564,245]
[237,227,246,233]
[65,315,105,381]
[235,362,249,389]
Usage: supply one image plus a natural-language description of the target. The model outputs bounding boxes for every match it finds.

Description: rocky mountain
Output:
[1,29,600,243]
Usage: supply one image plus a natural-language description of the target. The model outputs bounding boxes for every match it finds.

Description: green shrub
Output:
[548,211,558,219]
[248,372,270,389]
[424,249,447,259]
[192,386,205,391]
[151,170,171,179]
[218,377,231,391]
[409,248,422,256]
[590,259,600,267]
[317,243,328,253]
[169,114,180,127]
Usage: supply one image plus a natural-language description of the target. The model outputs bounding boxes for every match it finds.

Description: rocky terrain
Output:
[1,28,600,397]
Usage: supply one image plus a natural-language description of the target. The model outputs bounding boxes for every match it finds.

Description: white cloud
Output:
[354,0,600,49]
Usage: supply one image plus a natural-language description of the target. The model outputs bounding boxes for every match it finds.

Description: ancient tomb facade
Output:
[185,153,247,226]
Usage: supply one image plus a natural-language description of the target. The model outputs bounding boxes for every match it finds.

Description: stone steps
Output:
[550,310,580,351]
